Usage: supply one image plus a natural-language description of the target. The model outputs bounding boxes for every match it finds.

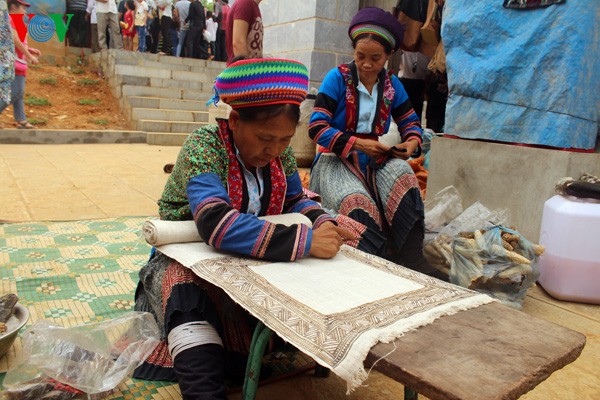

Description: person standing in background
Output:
[205,11,217,59]
[121,0,136,50]
[185,0,208,59]
[213,0,229,62]
[67,0,90,47]
[156,0,173,55]
[174,0,190,57]
[96,0,123,49]
[0,0,15,112]
[134,0,148,52]
[86,0,100,53]
[226,0,262,65]
[1,0,41,129]
[398,50,429,120]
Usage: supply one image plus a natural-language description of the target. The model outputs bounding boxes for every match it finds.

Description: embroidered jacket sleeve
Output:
[280,146,336,229]
[390,75,423,153]
[308,68,357,158]
[176,129,313,262]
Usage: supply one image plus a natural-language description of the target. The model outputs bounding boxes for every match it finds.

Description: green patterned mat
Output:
[0,217,314,399]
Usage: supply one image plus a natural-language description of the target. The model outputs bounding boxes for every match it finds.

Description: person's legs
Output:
[96,12,109,49]
[310,155,388,256]
[11,75,27,124]
[149,18,160,53]
[399,77,426,120]
[176,29,188,57]
[90,23,100,52]
[160,16,172,54]
[374,159,433,274]
[186,26,199,58]
[107,13,124,49]
[136,25,146,52]
[168,311,228,400]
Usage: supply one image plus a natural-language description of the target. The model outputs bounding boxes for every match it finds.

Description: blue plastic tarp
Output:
[443,0,599,149]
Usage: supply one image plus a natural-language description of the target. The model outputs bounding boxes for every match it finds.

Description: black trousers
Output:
[215,29,227,62]
[149,18,160,53]
[187,26,210,59]
[170,311,228,400]
[160,16,173,54]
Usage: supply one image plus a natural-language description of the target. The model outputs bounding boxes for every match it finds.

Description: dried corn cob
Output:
[502,239,514,251]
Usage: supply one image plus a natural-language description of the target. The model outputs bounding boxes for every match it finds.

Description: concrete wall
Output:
[427,137,600,242]
[261,0,359,91]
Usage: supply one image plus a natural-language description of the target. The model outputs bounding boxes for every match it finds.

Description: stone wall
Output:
[261,0,359,92]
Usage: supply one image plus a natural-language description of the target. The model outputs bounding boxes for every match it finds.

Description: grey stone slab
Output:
[276,0,317,24]
[310,51,338,82]
[158,98,209,111]
[427,136,600,242]
[137,120,171,132]
[182,89,213,102]
[0,129,146,144]
[172,70,212,83]
[120,75,151,86]
[122,85,182,99]
[338,0,360,22]
[171,121,209,133]
[150,78,205,91]
[126,96,161,109]
[136,60,191,71]
[132,108,208,123]
[146,132,189,146]
[316,0,337,20]
[314,19,353,53]
[115,64,173,79]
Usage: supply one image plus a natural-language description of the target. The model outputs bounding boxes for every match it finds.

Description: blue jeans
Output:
[176,29,188,57]
[136,25,147,52]
[0,75,26,122]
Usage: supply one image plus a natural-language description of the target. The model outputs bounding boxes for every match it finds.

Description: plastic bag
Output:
[424,185,463,233]
[1,312,160,399]
[450,226,542,309]
[423,200,509,277]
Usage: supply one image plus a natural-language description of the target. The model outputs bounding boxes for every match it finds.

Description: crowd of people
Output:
[68,0,231,61]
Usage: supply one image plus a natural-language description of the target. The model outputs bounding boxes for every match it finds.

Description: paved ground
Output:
[1,143,598,400]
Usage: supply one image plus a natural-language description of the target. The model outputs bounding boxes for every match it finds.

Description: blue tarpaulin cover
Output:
[443,1,599,149]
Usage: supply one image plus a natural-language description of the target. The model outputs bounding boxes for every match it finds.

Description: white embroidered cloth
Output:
[156,237,494,391]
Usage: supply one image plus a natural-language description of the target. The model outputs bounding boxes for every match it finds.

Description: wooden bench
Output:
[243,301,585,400]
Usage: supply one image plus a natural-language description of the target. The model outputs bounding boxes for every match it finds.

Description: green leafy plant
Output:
[39,77,57,85]
[92,119,109,125]
[71,67,85,75]
[25,97,51,106]
[78,78,99,86]
[78,99,101,105]
[27,118,47,125]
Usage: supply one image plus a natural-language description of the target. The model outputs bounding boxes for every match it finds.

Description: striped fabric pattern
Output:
[350,23,396,49]
[214,58,309,108]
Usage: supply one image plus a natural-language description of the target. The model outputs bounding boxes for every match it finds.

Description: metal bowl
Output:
[0,304,30,359]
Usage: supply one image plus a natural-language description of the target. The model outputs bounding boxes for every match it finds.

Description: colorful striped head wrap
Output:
[348,7,404,52]
[209,58,309,109]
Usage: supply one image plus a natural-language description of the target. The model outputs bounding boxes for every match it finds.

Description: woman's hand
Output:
[29,48,41,57]
[390,139,419,160]
[353,138,390,159]
[309,222,361,259]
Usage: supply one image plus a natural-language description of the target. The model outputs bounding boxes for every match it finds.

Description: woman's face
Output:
[229,111,296,169]
[353,38,390,82]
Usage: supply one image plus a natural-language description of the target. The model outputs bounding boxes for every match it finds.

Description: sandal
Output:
[16,121,35,129]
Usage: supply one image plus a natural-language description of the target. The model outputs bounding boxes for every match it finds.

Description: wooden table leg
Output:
[242,322,274,400]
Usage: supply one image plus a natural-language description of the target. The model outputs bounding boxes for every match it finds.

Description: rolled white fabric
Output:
[143,213,313,247]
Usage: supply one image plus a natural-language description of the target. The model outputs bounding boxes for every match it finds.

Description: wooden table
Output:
[365,301,586,400]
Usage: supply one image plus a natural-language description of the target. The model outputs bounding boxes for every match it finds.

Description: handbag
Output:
[203,30,213,42]
[393,0,428,52]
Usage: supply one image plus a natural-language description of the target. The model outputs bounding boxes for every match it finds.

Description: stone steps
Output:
[136,119,210,133]
[91,49,224,145]
[132,108,209,123]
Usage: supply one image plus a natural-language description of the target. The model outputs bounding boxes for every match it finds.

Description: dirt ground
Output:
[0,62,130,130]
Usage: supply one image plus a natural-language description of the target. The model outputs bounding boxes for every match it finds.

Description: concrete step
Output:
[137,119,209,133]
[132,108,209,123]
[127,96,209,111]
[117,74,211,91]
[146,132,189,146]
[114,64,219,84]
[109,49,226,71]
[121,85,213,101]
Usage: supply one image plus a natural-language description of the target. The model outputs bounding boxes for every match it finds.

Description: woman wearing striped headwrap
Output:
[309,7,436,276]
[133,58,356,399]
